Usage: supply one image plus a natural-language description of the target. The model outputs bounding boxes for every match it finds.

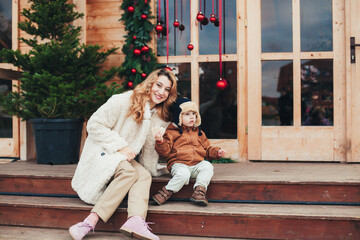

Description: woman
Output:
[69,68,177,240]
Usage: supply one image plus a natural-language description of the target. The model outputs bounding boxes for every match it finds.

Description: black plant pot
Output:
[30,118,84,165]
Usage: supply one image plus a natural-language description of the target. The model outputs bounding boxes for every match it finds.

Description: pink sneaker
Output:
[69,219,95,240]
[119,216,159,240]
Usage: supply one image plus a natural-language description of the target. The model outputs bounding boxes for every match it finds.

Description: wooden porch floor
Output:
[1,160,359,239]
[1,159,359,184]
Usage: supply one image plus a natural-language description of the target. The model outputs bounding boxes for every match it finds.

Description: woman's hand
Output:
[118,146,136,162]
[218,148,226,157]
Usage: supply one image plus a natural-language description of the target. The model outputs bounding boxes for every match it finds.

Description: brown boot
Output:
[190,186,208,206]
[152,187,173,205]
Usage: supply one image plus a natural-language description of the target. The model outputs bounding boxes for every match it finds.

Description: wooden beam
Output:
[0,68,22,80]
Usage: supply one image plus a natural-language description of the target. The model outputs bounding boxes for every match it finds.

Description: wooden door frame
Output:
[0,0,20,159]
[247,0,347,162]
[345,0,360,162]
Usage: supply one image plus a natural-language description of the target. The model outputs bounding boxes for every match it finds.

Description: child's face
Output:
[181,111,197,127]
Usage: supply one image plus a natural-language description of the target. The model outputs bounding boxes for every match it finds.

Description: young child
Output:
[152,98,226,206]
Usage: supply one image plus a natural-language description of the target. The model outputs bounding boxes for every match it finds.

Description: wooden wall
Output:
[86,0,125,76]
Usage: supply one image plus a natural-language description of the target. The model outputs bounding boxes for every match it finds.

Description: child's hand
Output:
[152,126,165,142]
[218,148,226,157]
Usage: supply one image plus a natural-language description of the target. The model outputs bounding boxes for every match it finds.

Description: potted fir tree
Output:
[0,0,122,164]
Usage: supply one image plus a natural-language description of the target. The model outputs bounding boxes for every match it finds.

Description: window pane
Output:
[262,61,293,126]
[261,0,292,53]
[199,0,237,55]
[156,0,191,56]
[166,63,191,99]
[0,0,12,62]
[199,62,237,139]
[301,59,333,126]
[300,0,332,52]
[0,79,12,138]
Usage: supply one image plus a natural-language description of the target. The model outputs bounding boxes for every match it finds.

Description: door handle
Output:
[351,37,360,63]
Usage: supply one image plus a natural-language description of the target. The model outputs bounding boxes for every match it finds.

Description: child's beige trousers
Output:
[91,159,152,222]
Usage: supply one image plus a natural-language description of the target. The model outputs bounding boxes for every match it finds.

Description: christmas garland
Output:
[119,0,161,88]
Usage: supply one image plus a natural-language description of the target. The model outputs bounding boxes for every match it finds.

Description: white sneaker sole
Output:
[119,226,158,240]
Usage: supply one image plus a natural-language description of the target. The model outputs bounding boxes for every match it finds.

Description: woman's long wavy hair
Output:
[127,68,178,123]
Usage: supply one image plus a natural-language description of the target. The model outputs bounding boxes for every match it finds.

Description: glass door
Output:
[155,0,247,160]
[247,0,346,161]
[0,0,19,159]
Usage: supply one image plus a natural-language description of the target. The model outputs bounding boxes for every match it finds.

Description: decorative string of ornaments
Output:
[152,0,227,91]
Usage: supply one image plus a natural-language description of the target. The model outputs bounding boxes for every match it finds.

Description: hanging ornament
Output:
[141,45,149,53]
[131,68,137,74]
[141,14,147,20]
[141,73,147,78]
[173,0,180,28]
[179,0,185,32]
[162,26,168,36]
[164,66,172,71]
[210,14,216,23]
[155,24,164,33]
[187,43,194,51]
[127,6,135,13]
[202,17,209,25]
[216,78,227,91]
[127,81,134,89]
[156,0,162,38]
[201,0,209,26]
[133,49,141,55]
[196,12,205,22]
[216,0,225,90]
[173,20,180,27]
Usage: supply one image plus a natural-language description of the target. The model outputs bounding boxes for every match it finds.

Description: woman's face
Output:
[150,75,172,107]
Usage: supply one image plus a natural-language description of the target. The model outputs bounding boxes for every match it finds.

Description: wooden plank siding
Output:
[86,1,126,72]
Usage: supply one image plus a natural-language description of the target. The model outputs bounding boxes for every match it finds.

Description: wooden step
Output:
[1,160,359,204]
[0,226,237,240]
[1,195,359,239]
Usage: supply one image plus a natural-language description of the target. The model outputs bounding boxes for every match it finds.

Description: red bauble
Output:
[141,73,147,78]
[210,14,216,23]
[196,12,205,22]
[164,67,172,71]
[141,45,149,53]
[127,81,134,89]
[187,43,194,51]
[145,0,148,3]
[216,78,228,91]
[127,6,135,13]
[131,68,137,74]
[155,24,163,33]
[133,49,141,55]
[141,14,147,20]
[133,36,137,40]
[173,20,180,27]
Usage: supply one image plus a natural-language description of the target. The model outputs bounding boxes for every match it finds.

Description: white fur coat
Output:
[71,91,169,205]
